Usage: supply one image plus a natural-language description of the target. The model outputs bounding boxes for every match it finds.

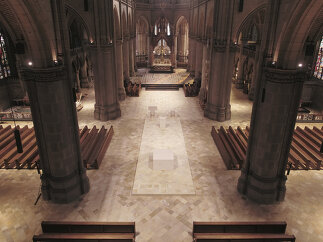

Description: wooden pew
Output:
[193,221,287,234]
[33,221,136,242]
[194,233,295,241]
[212,125,323,171]
[96,126,114,168]
[33,233,134,241]
[41,221,135,234]
[0,125,114,170]
[193,221,295,242]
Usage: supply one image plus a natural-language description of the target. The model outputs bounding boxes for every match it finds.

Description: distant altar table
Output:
[150,64,173,73]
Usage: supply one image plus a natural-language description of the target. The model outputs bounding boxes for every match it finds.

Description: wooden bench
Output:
[33,233,134,241]
[212,125,323,171]
[194,233,295,241]
[41,221,135,234]
[193,221,295,242]
[33,221,136,242]
[193,221,287,234]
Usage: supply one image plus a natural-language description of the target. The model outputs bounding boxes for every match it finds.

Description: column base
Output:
[118,88,126,101]
[204,103,231,121]
[94,103,121,121]
[41,172,90,204]
[199,87,206,102]
[237,170,286,204]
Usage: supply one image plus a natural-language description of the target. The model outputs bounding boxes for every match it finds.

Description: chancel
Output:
[0,0,322,241]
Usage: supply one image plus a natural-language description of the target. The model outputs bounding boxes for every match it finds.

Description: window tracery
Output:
[0,31,10,79]
[314,36,323,80]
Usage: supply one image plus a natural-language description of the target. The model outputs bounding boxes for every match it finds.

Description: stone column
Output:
[236,40,246,89]
[147,35,152,68]
[204,43,235,121]
[195,40,203,79]
[172,35,178,68]
[123,38,130,80]
[80,58,90,88]
[91,44,121,121]
[22,67,90,203]
[116,40,126,101]
[237,68,305,203]
[129,38,135,76]
[189,37,196,75]
[248,44,260,100]
[199,42,209,102]
[133,36,137,72]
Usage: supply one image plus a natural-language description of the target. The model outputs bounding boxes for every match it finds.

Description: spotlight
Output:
[28,61,33,66]
[298,63,303,67]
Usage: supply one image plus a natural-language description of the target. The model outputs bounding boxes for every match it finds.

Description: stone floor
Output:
[0,83,323,242]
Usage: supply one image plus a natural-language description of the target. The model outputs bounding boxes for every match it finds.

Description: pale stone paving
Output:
[0,85,322,242]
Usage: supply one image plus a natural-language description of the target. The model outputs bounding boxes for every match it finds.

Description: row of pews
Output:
[211,125,323,170]
[183,80,200,97]
[193,221,295,241]
[33,221,136,241]
[0,125,114,170]
[125,82,141,97]
[33,221,295,241]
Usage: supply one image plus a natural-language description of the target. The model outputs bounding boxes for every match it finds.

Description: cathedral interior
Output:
[0,0,323,241]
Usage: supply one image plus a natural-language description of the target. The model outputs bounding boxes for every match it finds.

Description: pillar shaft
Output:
[199,43,209,102]
[172,35,178,68]
[248,45,260,100]
[116,40,126,101]
[195,40,203,79]
[123,39,130,80]
[204,44,235,121]
[91,45,121,121]
[129,38,135,76]
[22,67,89,203]
[236,41,245,89]
[189,37,196,75]
[237,68,305,203]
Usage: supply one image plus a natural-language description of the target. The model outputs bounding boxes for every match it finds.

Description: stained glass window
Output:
[0,31,10,79]
[314,36,323,80]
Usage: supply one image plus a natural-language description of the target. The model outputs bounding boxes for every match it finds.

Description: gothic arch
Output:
[235,5,266,42]
[114,7,121,40]
[175,16,188,35]
[65,4,92,42]
[122,11,128,37]
[0,0,53,67]
[275,0,323,69]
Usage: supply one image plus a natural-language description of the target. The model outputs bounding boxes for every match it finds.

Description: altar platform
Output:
[150,63,173,73]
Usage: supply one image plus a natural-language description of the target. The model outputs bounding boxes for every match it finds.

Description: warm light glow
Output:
[28,61,33,66]
[298,63,303,67]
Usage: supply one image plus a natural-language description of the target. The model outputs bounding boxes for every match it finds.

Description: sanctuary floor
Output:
[0,83,323,242]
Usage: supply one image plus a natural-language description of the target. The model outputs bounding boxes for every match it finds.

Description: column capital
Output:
[263,68,306,84]
[21,66,66,83]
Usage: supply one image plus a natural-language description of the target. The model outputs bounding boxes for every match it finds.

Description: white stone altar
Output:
[152,149,174,170]
[159,116,166,128]
[148,106,157,117]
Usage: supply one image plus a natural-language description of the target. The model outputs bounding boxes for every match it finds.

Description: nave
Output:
[1,84,322,242]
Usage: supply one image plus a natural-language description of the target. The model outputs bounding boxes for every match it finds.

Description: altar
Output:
[150,38,173,73]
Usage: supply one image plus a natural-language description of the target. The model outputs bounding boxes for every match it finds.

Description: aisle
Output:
[132,116,195,195]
